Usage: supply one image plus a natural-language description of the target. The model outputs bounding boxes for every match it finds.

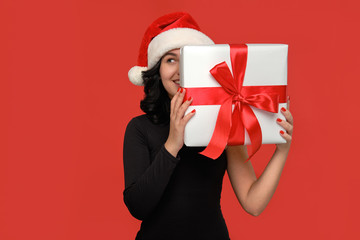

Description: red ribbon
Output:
[185,44,287,160]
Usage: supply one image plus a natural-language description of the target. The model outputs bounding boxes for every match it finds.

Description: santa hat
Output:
[128,12,214,86]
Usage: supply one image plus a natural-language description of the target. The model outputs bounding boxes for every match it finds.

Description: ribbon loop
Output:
[209,61,239,95]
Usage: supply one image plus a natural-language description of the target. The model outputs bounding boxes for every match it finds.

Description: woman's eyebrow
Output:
[163,52,177,57]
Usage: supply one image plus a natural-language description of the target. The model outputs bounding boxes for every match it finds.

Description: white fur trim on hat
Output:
[128,66,148,86]
[147,28,214,69]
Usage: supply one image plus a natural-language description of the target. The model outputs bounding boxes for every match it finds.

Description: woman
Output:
[123,12,293,240]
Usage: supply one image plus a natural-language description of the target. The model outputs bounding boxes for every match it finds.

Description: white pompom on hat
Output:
[128,12,215,86]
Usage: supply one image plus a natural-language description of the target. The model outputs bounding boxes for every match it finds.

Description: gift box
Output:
[180,44,288,159]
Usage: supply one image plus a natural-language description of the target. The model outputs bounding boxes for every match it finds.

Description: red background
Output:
[1,0,359,239]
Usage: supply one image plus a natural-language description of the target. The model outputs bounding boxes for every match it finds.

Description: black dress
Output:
[123,114,230,240]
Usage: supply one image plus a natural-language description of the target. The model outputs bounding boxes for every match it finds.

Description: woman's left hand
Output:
[275,99,293,152]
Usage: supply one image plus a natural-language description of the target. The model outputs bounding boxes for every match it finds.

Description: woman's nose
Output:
[175,64,180,76]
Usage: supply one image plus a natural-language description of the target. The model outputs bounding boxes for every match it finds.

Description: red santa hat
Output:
[128,12,214,86]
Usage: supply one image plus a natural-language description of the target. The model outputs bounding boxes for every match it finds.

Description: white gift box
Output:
[180,44,288,147]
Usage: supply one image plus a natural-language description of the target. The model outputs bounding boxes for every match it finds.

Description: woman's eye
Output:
[167,58,175,63]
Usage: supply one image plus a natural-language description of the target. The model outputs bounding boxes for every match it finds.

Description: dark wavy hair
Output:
[140,59,171,124]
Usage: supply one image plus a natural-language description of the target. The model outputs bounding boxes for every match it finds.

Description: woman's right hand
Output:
[164,88,196,157]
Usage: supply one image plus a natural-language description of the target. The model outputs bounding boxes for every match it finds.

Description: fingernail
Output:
[281,107,286,112]
[177,88,180,92]
[191,109,196,113]
[187,96,192,101]
[276,118,282,122]
[180,88,183,93]
[280,130,285,135]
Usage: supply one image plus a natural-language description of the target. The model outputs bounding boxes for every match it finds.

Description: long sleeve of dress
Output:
[123,117,180,220]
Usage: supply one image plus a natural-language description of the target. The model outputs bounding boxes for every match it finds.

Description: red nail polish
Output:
[281,107,286,112]
[277,118,282,122]
[177,88,180,92]
[187,96,192,101]
[191,109,196,113]
[180,88,183,93]
[280,130,285,135]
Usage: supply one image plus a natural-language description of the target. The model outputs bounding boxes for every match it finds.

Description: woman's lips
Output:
[173,80,180,87]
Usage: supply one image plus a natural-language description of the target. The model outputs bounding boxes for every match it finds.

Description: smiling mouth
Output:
[173,80,180,86]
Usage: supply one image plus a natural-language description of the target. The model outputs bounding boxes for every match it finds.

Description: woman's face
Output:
[160,49,180,99]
